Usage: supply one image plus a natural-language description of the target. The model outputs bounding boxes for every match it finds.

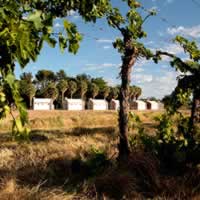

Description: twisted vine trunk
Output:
[118,35,137,161]
[29,96,32,109]
[61,91,64,109]
[190,90,200,132]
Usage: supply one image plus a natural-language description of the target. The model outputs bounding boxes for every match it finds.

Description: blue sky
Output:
[15,0,200,99]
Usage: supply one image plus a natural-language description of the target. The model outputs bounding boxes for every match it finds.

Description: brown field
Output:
[0,110,199,200]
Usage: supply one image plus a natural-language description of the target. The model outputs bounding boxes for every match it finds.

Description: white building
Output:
[109,99,120,110]
[130,100,146,110]
[87,99,108,110]
[63,98,85,110]
[146,100,159,110]
[33,98,54,110]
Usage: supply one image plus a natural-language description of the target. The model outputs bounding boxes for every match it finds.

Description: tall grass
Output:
[0,110,199,199]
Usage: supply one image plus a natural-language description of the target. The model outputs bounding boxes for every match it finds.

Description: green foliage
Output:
[128,112,142,131]
[128,110,200,168]
[35,70,56,88]
[91,77,107,91]
[0,0,114,140]
[153,113,200,167]
[3,73,31,140]
[108,87,119,100]
[151,37,200,167]
[56,70,68,81]
[77,79,88,99]
[101,86,110,99]
[19,80,36,108]
[105,0,155,158]
[128,113,159,154]
[129,85,142,100]
[88,83,99,99]
[68,80,77,99]
[57,79,68,94]
[86,147,109,176]
[42,83,58,100]
[20,72,33,83]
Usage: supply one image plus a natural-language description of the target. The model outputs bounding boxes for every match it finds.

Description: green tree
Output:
[101,86,110,99]
[77,80,88,99]
[155,36,200,132]
[109,87,119,100]
[20,72,33,84]
[89,83,99,99]
[19,80,36,109]
[56,70,68,81]
[91,77,107,90]
[42,83,58,100]
[76,74,91,84]
[68,80,77,99]
[57,79,68,108]
[129,86,137,101]
[106,1,155,159]
[135,86,142,100]
[0,0,112,139]
[35,70,56,90]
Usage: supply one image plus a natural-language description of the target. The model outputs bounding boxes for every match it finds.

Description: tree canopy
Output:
[0,0,114,138]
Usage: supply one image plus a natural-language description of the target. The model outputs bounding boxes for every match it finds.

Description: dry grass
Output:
[0,111,121,199]
[0,110,199,199]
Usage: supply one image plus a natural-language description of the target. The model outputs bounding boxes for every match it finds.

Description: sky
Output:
[15,0,200,99]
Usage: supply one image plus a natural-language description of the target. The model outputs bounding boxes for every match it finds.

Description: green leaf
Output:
[27,10,43,30]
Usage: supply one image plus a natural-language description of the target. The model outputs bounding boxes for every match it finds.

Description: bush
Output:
[128,112,200,171]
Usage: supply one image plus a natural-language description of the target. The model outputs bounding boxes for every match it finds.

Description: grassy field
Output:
[0,110,199,200]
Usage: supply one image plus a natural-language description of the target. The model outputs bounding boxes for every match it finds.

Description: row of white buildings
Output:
[33,98,161,111]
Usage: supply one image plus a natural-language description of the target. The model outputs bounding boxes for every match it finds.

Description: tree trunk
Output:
[61,91,64,109]
[29,96,32,109]
[118,36,137,161]
[189,90,200,134]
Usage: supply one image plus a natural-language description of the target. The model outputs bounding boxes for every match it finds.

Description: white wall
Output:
[33,98,54,110]
[64,99,84,110]
[88,99,108,110]
[135,100,146,110]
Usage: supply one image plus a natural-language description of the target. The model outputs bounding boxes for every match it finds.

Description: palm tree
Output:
[68,80,77,99]
[135,87,142,100]
[19,80,36,109]
[78,80,88,99]
[43,82,58,101]
[89,83,99,99]
[101,86,110,99]
[109,87,119,100]
[57,79,68,108]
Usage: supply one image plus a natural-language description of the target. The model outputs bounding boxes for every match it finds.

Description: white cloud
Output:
[73,15,80,19]
[134,68,145,73]
[68,10,76,16]
[96,39,113,43]
[144,41,155,46]
[167,25,200,38]
[102,63,119,67]
[105,78,119,86]
[84,63,120,71]
[158,43,183,55]
[132,71,179,99]
[136,59,150,67]
[67,10,80,20]
[103,46,111,49]
[133,74,153,83]
[54,22,62,28]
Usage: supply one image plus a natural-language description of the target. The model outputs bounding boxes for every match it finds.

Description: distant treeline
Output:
[18,70,142,108]
[18,69,143,109]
